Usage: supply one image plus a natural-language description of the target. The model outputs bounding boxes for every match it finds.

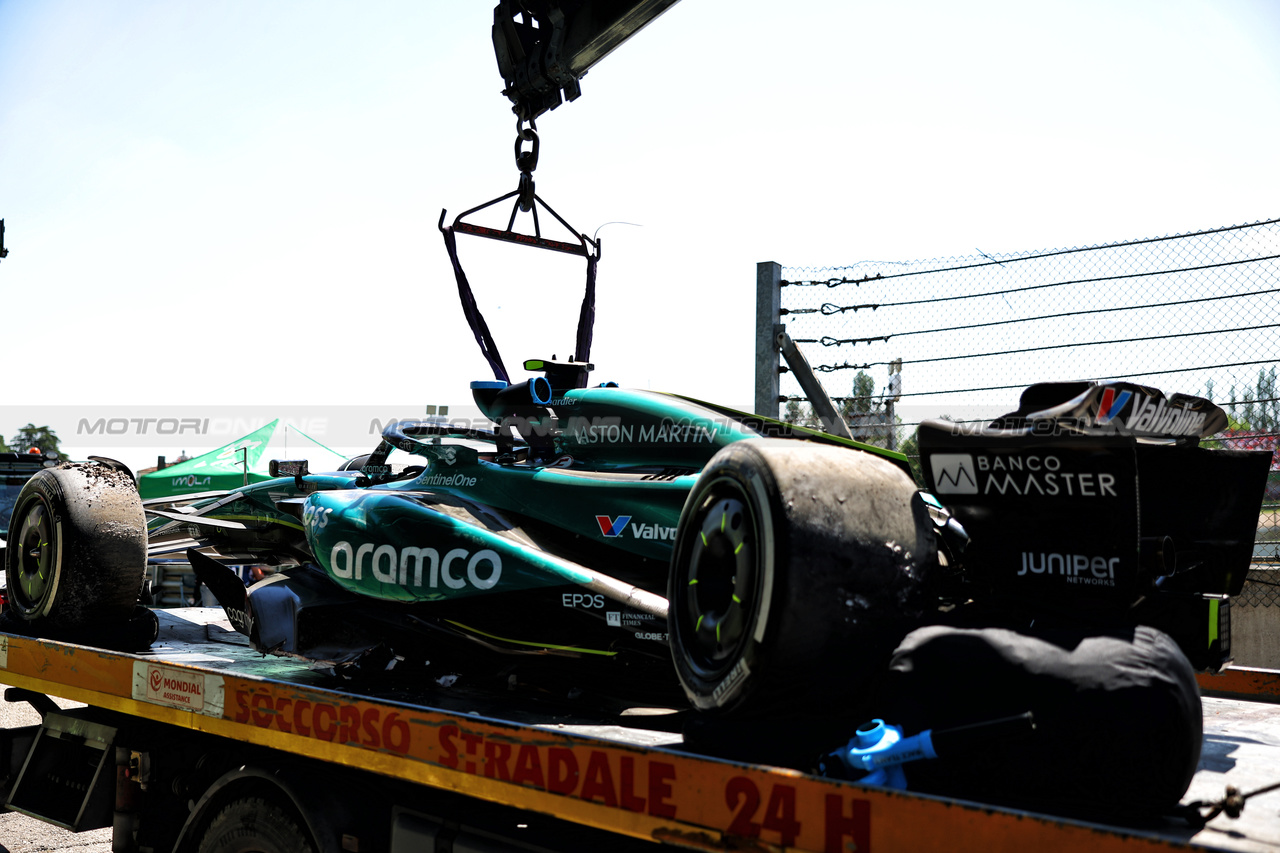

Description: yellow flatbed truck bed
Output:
[2,608,1278,853]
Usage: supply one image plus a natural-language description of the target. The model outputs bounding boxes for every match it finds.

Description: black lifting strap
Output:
[440,223,599,389]
[573,253,598,385]
[442,224,511,385]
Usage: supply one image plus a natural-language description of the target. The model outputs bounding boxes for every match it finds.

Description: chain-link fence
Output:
[1240,571,1279,607]
[765,216,1280,575]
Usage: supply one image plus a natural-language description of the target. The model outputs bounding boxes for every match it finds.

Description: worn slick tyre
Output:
[4,462,147,630]
[197,797,316,853]
[668,439,932,714]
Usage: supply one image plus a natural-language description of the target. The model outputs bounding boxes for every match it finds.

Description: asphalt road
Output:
[0,686,112,853]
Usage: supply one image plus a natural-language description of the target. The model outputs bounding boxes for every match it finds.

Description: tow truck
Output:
[3,4,1279,852]
[1,609,1278,852]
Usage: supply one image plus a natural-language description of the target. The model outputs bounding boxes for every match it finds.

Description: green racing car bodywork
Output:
[132,366,929,710]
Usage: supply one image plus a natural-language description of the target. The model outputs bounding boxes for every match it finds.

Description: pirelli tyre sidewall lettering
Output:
[669,442,781,713]
[5,477,63,620]
[671,441,929,715]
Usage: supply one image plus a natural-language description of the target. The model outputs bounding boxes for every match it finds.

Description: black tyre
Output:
[197,797,316,853]
[668,439,932,713]
[4,461,147,630]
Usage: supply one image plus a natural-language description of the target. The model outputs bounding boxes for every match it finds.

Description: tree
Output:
[785,401,823,429]
[1256,366,1278,432]
[898,414,955,487]
[1224,366,1279,434]
[898,427,923,486]
[850,371,875,414]
[844,370,887,444]
[8,424,67,460]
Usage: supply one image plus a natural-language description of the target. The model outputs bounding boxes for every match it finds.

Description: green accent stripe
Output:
[1208,598,1220,647]
[444,620,617,657]
[209,514,305,532]
[287,424,343,459]
[657,391,913,476]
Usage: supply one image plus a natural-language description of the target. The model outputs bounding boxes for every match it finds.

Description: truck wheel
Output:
[197,797,316,853]
[668,439,931,714]
[4,461,147,629]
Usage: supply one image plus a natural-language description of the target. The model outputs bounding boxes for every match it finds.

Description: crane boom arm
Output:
[493,0,680,121]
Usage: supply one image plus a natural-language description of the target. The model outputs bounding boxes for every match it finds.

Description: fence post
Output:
[755,261,782,418]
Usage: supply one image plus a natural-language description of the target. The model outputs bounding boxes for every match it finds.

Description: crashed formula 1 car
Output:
[2,373,1270,719]
[0,200,1272,814]
[4,359,941,712]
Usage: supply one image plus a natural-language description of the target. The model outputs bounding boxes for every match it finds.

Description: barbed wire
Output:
[795,285,1280,346]
[803,255,1280,318]
[802,324,1280,370]
[796,360,1280,400]
[783,216,1280,286]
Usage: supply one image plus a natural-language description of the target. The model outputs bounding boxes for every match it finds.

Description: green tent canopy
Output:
[138,420,346,499]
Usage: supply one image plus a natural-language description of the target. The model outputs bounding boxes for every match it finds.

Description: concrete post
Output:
[755,262,782,417]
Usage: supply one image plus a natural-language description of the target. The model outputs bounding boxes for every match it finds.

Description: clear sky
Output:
[2,0,1279,471]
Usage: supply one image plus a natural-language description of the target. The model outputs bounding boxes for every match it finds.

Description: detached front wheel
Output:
[5,461,147,631]
[668,439,931,714]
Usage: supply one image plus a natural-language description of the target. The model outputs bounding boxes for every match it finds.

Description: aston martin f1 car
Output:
[154,358,943,712]
[3,368,1270,717]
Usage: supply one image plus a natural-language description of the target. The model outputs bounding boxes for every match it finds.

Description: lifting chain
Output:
[514,117,539,212]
